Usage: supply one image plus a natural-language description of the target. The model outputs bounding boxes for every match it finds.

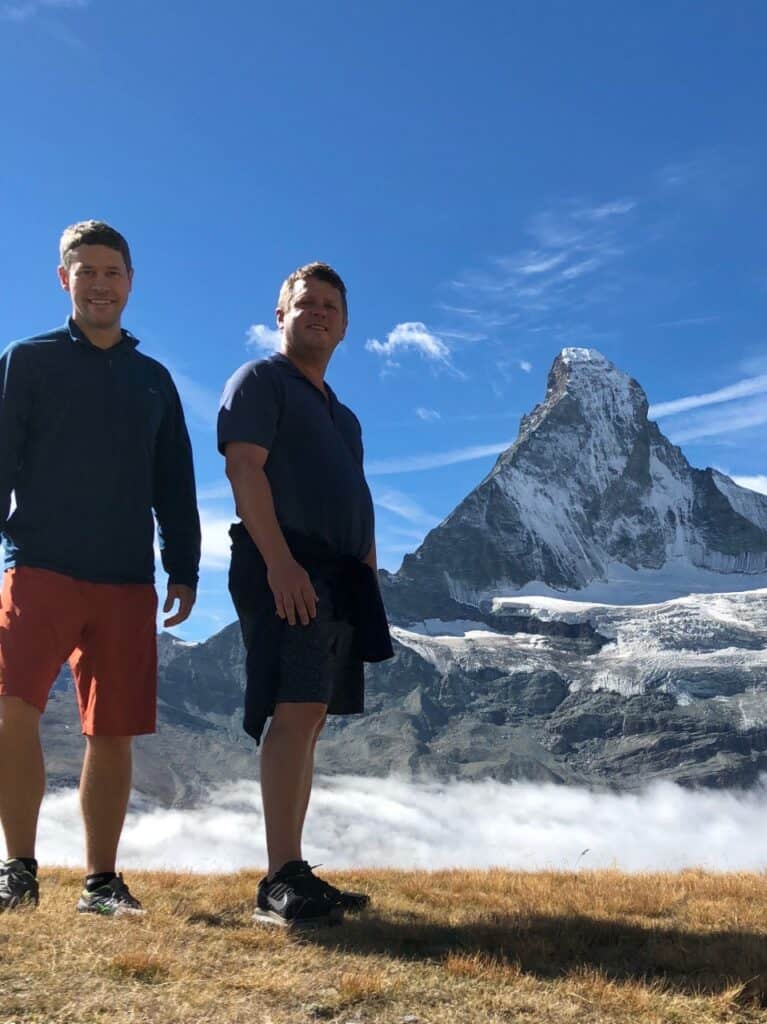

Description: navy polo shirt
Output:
[217,353,374,561]
[0,318,201,587]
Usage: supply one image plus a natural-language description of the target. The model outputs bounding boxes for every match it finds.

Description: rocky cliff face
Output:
[382,349,767,616]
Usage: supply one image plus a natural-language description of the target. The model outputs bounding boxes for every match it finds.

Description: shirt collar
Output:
[270,352,336,402]
[66,315,139,351]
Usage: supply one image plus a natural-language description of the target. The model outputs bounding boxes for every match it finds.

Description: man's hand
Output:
[267,556,318,626]
[163,584,196,627]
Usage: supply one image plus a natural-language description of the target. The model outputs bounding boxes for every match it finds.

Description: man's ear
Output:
[275,306,285,328]
[57,264,70,293]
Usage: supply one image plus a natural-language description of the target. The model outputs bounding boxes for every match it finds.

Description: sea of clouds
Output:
[36,775,767,873]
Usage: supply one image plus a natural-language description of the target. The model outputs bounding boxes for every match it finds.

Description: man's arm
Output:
[0,344,29,533]
[154,380,201,627]
[225,441,318,626]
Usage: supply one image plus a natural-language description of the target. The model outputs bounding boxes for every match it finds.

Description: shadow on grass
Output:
[299,912,767,1005]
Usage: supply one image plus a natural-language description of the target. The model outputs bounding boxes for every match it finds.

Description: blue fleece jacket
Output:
[0,318,200,588]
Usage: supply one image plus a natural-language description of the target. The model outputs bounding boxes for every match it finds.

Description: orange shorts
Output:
[0,567,158,736]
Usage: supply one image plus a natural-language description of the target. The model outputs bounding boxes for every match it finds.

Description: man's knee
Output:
[271,702,327,738]
[84,734,133,753]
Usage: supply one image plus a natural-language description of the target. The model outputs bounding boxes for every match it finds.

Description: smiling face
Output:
[276,275,347,362]
[58,243,133,340]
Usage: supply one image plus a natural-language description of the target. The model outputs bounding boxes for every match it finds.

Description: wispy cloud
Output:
[656,151,750,208]
[656,316,719,329]
[577,199,637,221]
[518,253,568,276]
[372,488,440,528]
[246,323,282,353]
[520,361,533,373]
[415,407,440,422]
[650,374,767,418]
[664,396,767,444]
[1,0,87,19]
[657,157,708,190]
[561,257,601,280]
[37,776,767,872]
[450,197,635,329]
[164,365,220,428]
[367,440,511,476]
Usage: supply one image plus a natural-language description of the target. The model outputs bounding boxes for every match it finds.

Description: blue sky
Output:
[1,0,765,640]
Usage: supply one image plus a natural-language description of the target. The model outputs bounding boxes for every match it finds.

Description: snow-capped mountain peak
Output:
[384,348,767,615]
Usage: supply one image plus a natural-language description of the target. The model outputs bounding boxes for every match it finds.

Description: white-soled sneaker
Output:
[76,874,144,917]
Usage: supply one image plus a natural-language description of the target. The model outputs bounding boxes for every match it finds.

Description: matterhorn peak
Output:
[386,347,767,614]
[559,346,610,366]
[546,345,645,404]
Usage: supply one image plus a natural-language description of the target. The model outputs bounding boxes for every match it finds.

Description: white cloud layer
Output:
[37,776,767,873]
[246,323,282,353]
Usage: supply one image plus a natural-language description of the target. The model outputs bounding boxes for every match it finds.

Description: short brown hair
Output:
[59,220,132,271]
[277,262,347,318]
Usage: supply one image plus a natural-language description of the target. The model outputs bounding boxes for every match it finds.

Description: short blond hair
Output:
[277,262,347,318]
[59,220,132,271]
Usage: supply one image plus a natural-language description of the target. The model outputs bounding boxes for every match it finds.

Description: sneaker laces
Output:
[103,874,141,908]
[301,862,342,901]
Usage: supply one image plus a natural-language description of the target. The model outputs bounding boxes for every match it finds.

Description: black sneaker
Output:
[270,860,370,913]
[0,859,39,911]
[306,867,370,913]
[76,874,144,917]
[254,860,344,929]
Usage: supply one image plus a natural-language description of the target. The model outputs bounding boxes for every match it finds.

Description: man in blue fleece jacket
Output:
[0,220,201,916]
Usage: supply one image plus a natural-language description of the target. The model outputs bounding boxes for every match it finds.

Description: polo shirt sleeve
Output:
[217,360,282,455]
[0,343,31,534]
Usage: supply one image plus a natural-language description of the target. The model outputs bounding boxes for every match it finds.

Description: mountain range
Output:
[42,348,767,804]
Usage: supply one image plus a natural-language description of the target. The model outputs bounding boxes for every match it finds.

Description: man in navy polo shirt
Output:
[218,262,391,928]
[0,221,200,916]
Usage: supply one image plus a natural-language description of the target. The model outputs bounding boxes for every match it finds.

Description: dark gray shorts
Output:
[227,524,366,741]
[274,576,356,705]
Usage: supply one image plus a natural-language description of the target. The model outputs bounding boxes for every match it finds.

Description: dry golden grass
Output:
[1,866,767,1023]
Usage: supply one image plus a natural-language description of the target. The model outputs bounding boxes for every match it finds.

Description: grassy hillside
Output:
[2,868,767,1023]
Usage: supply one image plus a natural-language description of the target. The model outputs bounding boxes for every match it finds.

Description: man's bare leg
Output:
[260,702,326,878]
[296,713,326,842]
[0,696,44,859]
[80,736,132,875]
